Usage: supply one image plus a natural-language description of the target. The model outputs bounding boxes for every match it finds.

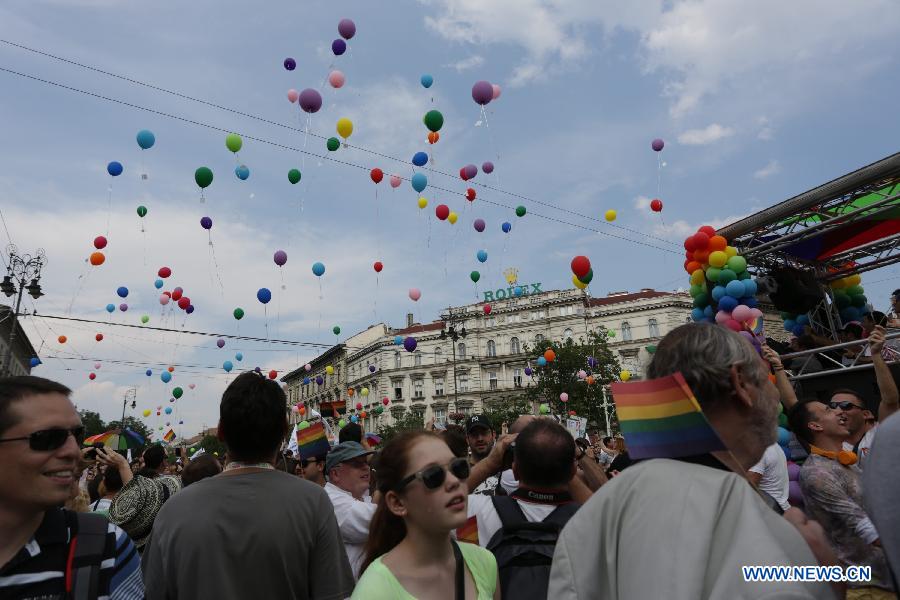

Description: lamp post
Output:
[121,387,137,426]
[439,307,467,413]
[1,245,46,377]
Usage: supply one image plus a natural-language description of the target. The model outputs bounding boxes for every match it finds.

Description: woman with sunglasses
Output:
[354,431,499,599]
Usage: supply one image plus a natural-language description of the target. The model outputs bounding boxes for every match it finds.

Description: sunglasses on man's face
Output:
[300,458,319,468]
[0,426,85,452]
[396,457,470,492]
[829,401,864,412]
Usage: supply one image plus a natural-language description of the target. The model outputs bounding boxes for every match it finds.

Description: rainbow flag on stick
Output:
[297,422,331,460]
[163,429,176,443]
[611,373,726,460]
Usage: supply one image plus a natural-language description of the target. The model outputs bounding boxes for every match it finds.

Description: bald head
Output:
[509,415,537,434]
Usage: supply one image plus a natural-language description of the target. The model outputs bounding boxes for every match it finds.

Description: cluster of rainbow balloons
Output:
[570,255,593,290]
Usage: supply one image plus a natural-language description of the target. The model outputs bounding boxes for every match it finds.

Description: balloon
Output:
[332,39,346,55]
[267,370,278,380]
[502,222,512,233]
[329,70,346,88]
[464,164,478,180]
[95,333,103,342]
[409,288,421,301]
[373,261,383,273]
[718,269,737,285]
[200,216,213,230]
[194,167,213,189]
[216,339,225,348]
[257,288,272,304]
[651,139,665,152]
[604,209,617,222]
[708,251,727,268]
[235,353,243,361]
[524,367,532,376]
[393,335,403,345]
[515,206,526,217]
[93,236,107,250]
[383,397,390,406]
[326,137,341,151]
[143,409,151,417]
[176,297,189,310]
[477,250,488,263]
[536,356,547,367]
[411,173,428,193]
[369,365,376,373]
[404,337,418,352]
[304,363,311,371]
[185,305,194,315]
[326,365,334,375]
[159,294,170,305]
[284,57,296,70]
[725,280,746,299]
[573,275,587,290]
[491,84,502,100]
[412,152,428,167]
[466,188,476,201]
[234,165,250,180]
[788,480,803,505]
[137,205,148,218]
[727,255,747,273]
[333,326,341,335]
[116,286,129,298]
[560,393,569,402]
[470,271,481,283]
[423,110,444,132]
[107,161,123,176]
[571,256,591,278]
[312,262,325,276]
[732,305,753,323]
[146,369,152,376]
[777,427,791,446]
[173,387,183,399]
[287,88,299,103]
[578,268,594,285]
[435,204,450,220]
[29,357,40,368]
[274,250,287,266]
[620,370,632,381]
[338,18,356,39]
[299,88,323,113]
[543,349,556,362]
[650,199,663,212]
[161,371,172,383]
[370,168,383,183]
[223,361,233,372]
[89,373,96,381]
[390,175,402,188]
[473,218,486,232]
[141,315,149,324]
[428,131,440,144]
[420,74,434,88]
[336,118,353,139]
[482,161,494,174]
[89,252,105,266]
[448,212,458,224]
[287,169,302,184]
[539,403,549,415]
[134,129,156,150]
[472,80,493,105]
[483,304,492,315]
[225,133,242,153]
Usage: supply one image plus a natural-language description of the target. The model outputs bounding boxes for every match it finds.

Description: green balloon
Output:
[778,412,788,428]
[693,292,708,308]
[538,403,549,415]
[515,205,527,217]
[706,267,721,283]
[645,345,657,354]
[717,269,737,284]
[194,167,214,189]
[578,268,594,285]
[288,169,301,184]
[851,294,868,308]
[738,270,752,280]
[326,137,340,151]
[846,285,865,297]
[338,419,347,428]
[136,205,147,218]
[141,315,149,324]
[607,330,616,338]
[233,307,245,320]
[423,110,444,133]
[470,270,481,283]
[726,255,747,274]
[225,133,243,153]
[298,420,310,430]
[333,326,341,335]
[173,387,183,399]
[689,283,705,298]
[375,406,384,415]
[834,291,851,309]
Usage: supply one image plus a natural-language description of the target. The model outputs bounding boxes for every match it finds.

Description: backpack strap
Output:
[68,512,109,600]
[542,502,580,529]
[491,495,528,528]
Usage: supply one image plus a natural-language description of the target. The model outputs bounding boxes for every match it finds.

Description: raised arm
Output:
[761,345,799,411]
[869,326,899,422]
[465,433,516,491]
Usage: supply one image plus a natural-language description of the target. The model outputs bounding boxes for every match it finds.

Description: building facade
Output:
[0,304,37,376]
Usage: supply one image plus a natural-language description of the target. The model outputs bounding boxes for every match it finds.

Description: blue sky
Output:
[2,0,899,435]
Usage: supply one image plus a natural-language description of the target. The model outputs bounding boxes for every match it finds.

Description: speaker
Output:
[768,267,822,314]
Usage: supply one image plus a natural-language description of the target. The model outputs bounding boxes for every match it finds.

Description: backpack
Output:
[485,496,579,600]
[66,512,109,600]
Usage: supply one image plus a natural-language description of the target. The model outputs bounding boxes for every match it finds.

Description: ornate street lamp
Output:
[1,245,47,376]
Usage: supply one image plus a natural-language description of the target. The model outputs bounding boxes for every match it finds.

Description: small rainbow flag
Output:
[297,422,331,460]
[456,516,479,545]
[163,429,176,443]
[611,373,726,460]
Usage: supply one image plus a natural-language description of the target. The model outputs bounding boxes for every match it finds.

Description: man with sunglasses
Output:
[297,453,327,486]
[325,441,376,579]
[0,376,143,599]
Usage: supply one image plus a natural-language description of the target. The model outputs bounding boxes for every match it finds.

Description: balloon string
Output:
[106,184,112,237]
[480,106,503,188]
[208,235,226,297]
[199,189,205,204]
[657,153,662,198]
[65,264,91,316]
[374,275,379,322]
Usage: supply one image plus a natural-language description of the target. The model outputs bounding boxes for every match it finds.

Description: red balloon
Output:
[684,237,697,252]
[435,204,450,220]
[382,397,389,406]
[373,261,383,273]
[158,266,172,278]
[459,167,469,181]
[693,249,711,264]
[162,291,172,298]
[466,188,476,201]
[93,236,107,250]
[370,168,383,184]
[171,287,183,301]
[168,366,175,372]
[356,402,363,410]
[693,232,710,250]
[268,370,278,380]
[483,304,492,315]
[89,372,96,380]
[177,297,190,310]
[698,225,716,237]
[650,198,663,212]
[95,333,103,342]
[570,256,591,278]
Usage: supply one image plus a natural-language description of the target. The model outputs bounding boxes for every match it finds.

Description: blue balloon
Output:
[145,369,152,376]
[350,415,359,423]
[476,250,488,263]
[29,357,41,368]
[777,427,792,446]
[186,305,194,314]
[106,303,116,313]
[257,288,272,304]
[514,286,523,297]
[411,173,427,193]
[796,314,810,326]
[691,307,705,321]
[725,280,745,299]
[742,279,758,297]
[154,279,164,289]
[412,152,428,167]
[136,129,156,150]
[501,222,512,233]
[783,319,797,332]
[536,356,547,367]
[312,262,325,277]
[316,376,324,385]
[711,286,726,302]
[303,377,310,385]
[161,371,172,383]
[703,305,714,318]
[332,39,347,56]
[107,161,123,177]
[420,74,434,88]
[740,297,759,309]
[116,286,129,298]
[235,165,250,180]
[792,324,806,337]
[165,407,173,415]
[718,296,739,313]
[223,361,233,372]
[781,444,791,462]
[235,352,243,361]
[393,335,403,345]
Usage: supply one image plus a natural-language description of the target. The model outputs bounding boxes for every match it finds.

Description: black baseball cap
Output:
[465,414,492,433]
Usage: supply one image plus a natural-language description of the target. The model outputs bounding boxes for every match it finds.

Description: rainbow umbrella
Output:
[364,432,382,446]
[84,428,145,451]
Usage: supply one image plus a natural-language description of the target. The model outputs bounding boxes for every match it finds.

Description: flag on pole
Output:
[163,429,176,443]
[296,422,331,460]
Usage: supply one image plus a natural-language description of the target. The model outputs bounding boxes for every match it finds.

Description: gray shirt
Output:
[143,470,354,600]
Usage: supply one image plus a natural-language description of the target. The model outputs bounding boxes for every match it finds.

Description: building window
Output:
[414,352,422,367]
[487,339,496,357]
[648,318,660,338]
[458,343,466,359]
[433,407,446,424]
[459,405,473,416]
[485,317,495,327]
[510,337,520,354]
[394,352,401,369]
[394,382,403,400]
[434,377,444,396]
[435,347,443,363]
[535,333,544,345]
[458,374,469,392]
[621,322,632,341]
[564,328,573,341]
[488,372,498,390]
[414,379,424,398]
[513,369,522,387]
[508,313,519,324]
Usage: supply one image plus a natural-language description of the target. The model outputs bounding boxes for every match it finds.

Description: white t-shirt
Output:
[466,494,557,547]
[325,482,376,579]
[749,443,790,511]
[843,425,877,471]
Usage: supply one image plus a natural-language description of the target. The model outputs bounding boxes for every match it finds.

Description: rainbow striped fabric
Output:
[297,422,331,460]
[610,373,726,459]
[163,429,176,443]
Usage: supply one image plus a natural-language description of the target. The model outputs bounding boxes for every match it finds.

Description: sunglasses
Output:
[829,401,864,412]
[396,457,470,491]
[0,426,85,452]
[300,458,319,468]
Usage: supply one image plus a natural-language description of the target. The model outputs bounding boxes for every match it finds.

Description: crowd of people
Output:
[2,320,900,599]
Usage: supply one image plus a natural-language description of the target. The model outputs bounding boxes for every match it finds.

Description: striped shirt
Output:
[0,508,143,599]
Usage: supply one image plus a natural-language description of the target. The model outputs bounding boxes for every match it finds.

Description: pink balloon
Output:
[408,288,421,302]
[577,370,586,379]
[491,84,502,100]
[714,310,731,324]
[389,175,402,188]
[188,383,195,389]
[159,294,170,305]
[732,305,753,323]
[287,88,299,103]
[94,363,101,369]
[328,70,345,89]
[560,393,569,402]
[724,319,743,332]
[304,363,312,371]
[750,308,764,319]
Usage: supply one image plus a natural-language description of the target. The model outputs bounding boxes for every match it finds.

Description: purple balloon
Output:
[274,250,287,266]
[464,164,478,180]
[216,338,225,348]
[338,18,356,40]
[119,303,128,312]
[283,57,296,71]
[315,375,324,385]
[299,88,323,114]
[482,161,494,174]
[651,138,665,152]
[186,305,194,314]
[404,336,417,352]
[587,356,597,368]
[472,80,493,105]
[787,461,800,481]
[369,364,376,372]
[200,216,212,230]
[473,218,486,232]
[788,480,803,506]
[332,39,347,56]
[524,367,533,376]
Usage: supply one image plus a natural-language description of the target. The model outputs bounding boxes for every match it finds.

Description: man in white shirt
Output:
[747,442,790,512]
[324,441,375,579]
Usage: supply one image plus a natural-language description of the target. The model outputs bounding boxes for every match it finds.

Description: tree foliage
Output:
[198,435,226,457]
[480,396,534,433]
[376,409,425,444]
[78,410,106,438]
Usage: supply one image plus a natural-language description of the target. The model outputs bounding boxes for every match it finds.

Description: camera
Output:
[84,442,105,460]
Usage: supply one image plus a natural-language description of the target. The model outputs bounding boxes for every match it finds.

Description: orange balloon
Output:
[543,348,556,362]
[58,335,67,344]
[167,366,175,373]
[89,252,105,266]
[708,235,727,252]
[586,375,595,385]
[428,131,440,144]
[299,406,306,415]
[693,249,710,264]
[685,261,702,274]
[360,410,367,418]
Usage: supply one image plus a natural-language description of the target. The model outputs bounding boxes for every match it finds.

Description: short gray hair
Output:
[646,323,765,414]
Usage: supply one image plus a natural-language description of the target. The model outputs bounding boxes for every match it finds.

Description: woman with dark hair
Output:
[353,431,499,599]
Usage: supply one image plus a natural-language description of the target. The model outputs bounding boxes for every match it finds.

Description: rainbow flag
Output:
[297,422,331,460]
[456,516,479,545]
[163,429,176,443]
[611,373,726,459]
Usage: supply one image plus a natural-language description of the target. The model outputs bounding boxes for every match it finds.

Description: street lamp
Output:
[1,245,47,376]
[440,307,467,412]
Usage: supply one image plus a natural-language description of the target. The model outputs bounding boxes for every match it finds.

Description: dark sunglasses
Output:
[300,458,319,468]
[0,426,85,451]
[396,457,470,491]
[829,401,864,412]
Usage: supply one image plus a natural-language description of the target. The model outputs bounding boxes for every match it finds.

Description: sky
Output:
[2,0,900,438]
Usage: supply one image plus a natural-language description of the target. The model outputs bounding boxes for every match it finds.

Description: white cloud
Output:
[676,123,734,146]
[754,159,781,179]
[444,55,485,72]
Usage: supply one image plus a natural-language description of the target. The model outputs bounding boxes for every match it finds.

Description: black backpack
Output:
[66,512,110,600]
[485,496,579,600]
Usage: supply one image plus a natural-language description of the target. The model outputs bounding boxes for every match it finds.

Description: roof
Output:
[281,343,345,383]
[394,321,445,335]
[587,290,683,307]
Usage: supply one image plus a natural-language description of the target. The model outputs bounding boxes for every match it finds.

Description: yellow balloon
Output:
[336,118,353,139]
[620,370,631,382]
[326,365,334,375]
[572,274,587,289]
[142,409,151,417]
[604,209,617,222]
[724,246,738,258]
[361,387,369,397]
[847,274,862,287]
[417,197,428,209]
[690,269,706,285]
[448,211,458,224]
[708,251,727,268]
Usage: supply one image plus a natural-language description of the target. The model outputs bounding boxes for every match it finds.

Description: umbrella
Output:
[84,428,145,451]
[364,432,382,446]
